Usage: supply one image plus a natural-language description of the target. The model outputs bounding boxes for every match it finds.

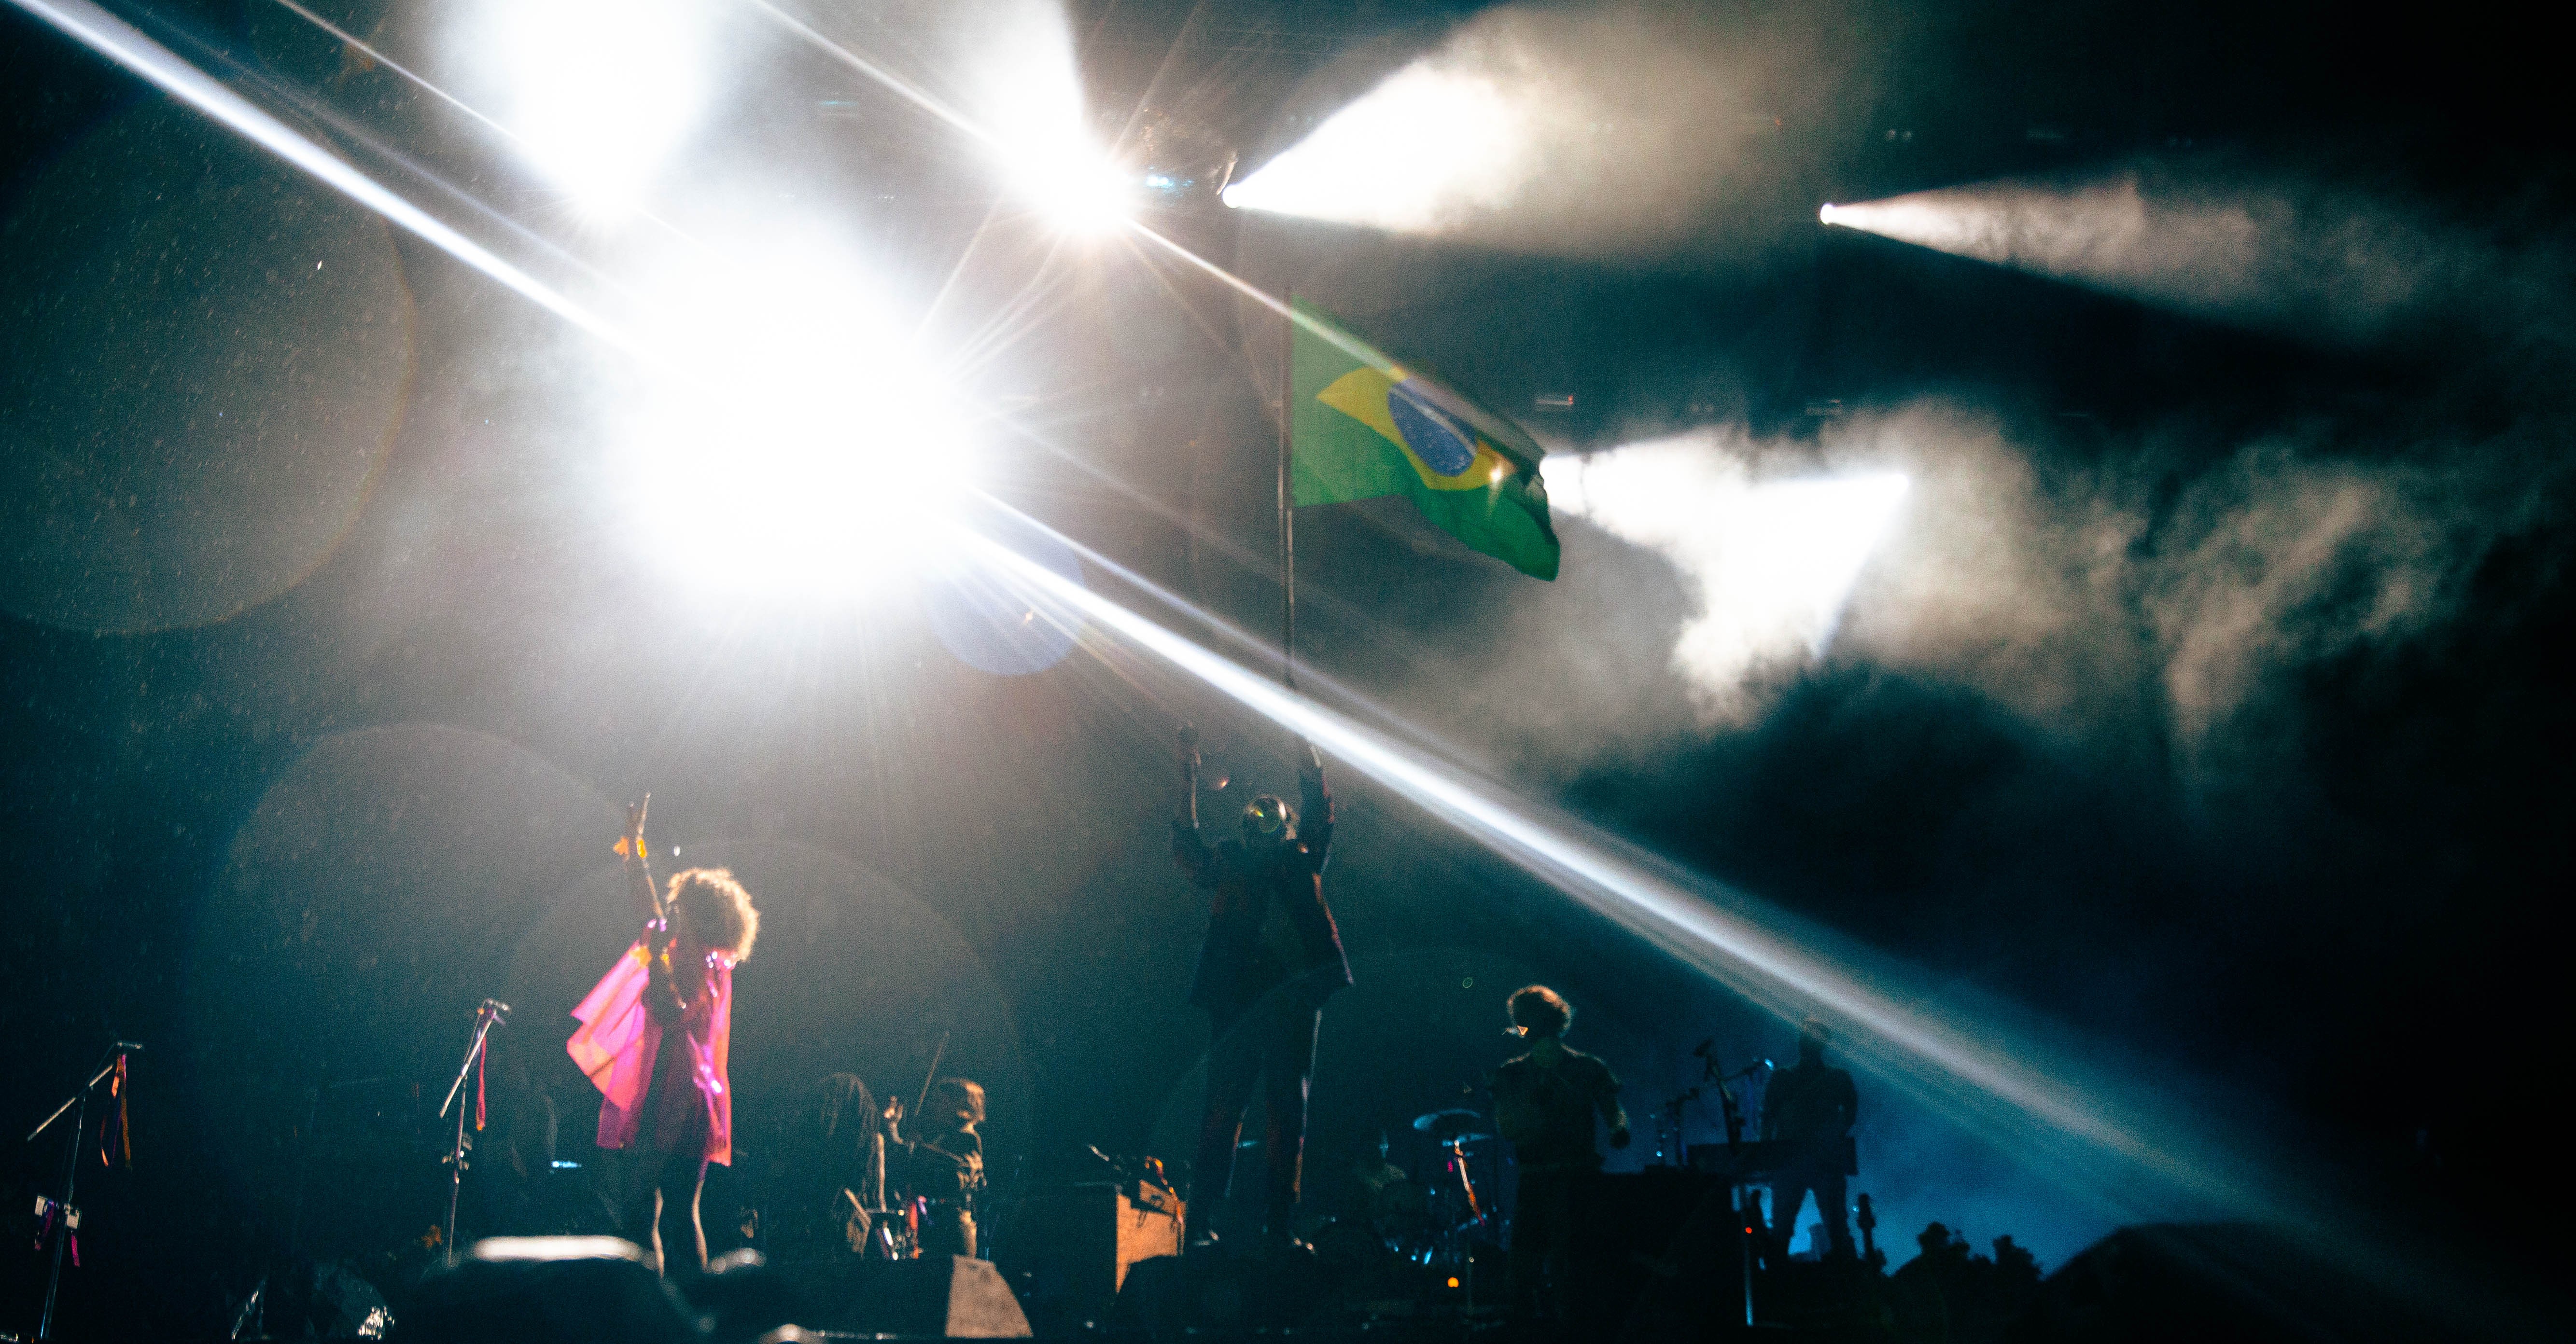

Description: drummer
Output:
[1489,985,1629,1322]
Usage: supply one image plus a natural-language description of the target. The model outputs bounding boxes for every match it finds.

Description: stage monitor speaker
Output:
[836,1255,1031,1338]
[996,1181,1183,1328]
[406,1237,698,1344]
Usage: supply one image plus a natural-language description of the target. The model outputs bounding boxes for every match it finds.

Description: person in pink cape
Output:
[567,814,759,1276]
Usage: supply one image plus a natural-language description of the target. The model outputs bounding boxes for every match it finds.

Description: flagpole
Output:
[1278,298,1297,692]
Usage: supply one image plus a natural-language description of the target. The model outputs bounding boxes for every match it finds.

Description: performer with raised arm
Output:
[1172,727,1350,1249]
[567,800,761,1275]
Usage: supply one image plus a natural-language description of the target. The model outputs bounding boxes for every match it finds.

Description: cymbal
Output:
[1439,1132,1496,1147]
[1411,1108,1482,1134]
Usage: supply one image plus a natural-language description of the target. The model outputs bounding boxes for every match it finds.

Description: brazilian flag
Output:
[1290,297,1560,580]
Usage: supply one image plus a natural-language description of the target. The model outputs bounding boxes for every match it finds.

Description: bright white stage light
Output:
[1807,175,2453,343]
[616,236,971,599]
[1547,442,1910,707]
[1019,152,1135,236]
[1819,202,1839,223]
[478,0,709,222]
[954,0,1131,234]
[1222,62,1527,231]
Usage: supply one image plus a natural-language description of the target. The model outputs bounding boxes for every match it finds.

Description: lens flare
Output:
[469,0,711,222]
[616,233,971,600]
[745,0,1128,235]
[9,0,645,359]
[1020,153,1136,236]
[963,1,1132,233]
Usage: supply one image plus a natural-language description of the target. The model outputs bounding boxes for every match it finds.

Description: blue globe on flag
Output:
[1386,378,1481,477]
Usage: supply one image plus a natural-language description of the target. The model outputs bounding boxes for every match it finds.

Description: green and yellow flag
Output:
[1289,298,1560,580]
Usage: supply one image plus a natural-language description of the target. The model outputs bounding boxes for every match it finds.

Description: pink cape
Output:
[567,939,736,1166]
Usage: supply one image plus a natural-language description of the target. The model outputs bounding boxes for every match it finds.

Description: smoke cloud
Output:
[1528,403,2517,779]
[1544,440,1909,721]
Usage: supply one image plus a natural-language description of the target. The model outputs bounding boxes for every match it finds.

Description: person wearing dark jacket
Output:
[1490,985,1628,1320]
[1762,1018,1859,1260]
[1172,728,1351,1246]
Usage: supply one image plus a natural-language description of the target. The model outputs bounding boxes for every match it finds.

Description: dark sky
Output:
[2,0,2568,1337]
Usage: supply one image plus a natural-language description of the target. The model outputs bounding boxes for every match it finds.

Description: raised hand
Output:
[616,794,651,862]
[616,794,665,927]
[1177,725,1203,831]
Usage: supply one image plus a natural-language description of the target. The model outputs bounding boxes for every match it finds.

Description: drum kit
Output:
[848,1193,927,1261]
[1372,1108,1500,1271]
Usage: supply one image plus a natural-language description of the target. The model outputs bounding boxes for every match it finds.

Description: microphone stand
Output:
[437,1000,509,1262]
[1704,1054,1769,1330]
[27,1042,141,1341]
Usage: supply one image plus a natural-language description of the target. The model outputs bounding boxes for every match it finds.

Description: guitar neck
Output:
[630,854,665,929]
[622,796,666,932]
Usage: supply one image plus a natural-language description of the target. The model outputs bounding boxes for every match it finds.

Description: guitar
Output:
[614,794,688,1018]
[613,794,666,928]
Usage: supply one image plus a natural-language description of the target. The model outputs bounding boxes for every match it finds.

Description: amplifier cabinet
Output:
[996,1181,1182,1328]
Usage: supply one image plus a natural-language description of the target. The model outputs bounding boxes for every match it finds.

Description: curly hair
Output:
[668,867,759,961]
[929,1077,986,1127]
[1508,984,1572,1038]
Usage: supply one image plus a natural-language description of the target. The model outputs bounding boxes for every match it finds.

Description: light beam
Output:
[1811,171,2478,346]
[740,0,1130,236]
[963,516,2265,1216]
[468,0,712,223]
[8,0,645,359]
[1221,60,1529,232]
[20,2,2461,1319]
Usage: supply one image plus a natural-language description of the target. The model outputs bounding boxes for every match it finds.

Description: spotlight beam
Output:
[966,519,2195,1172]
[735,0,996,149]
[260,0,709,251]
[10,0,648,361]
[0,0,2336,1219]
[724,0,1417,364]
[10,7,2498,1319]
[30,0,2282,1208]
[266,0,517,148]
[956,510,2495,1330]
